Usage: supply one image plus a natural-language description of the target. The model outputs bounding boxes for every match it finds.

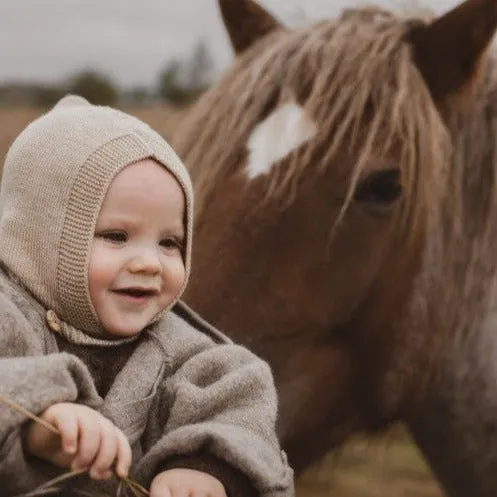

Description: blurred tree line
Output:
[0,40,214,108]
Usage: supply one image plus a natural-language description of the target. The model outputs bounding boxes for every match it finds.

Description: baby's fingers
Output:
[169,489,189,497]
[114,427,132,478]
[71,412,100,471]
[89,418,118,480]
[43,404,78,455]
[149,478,173,497]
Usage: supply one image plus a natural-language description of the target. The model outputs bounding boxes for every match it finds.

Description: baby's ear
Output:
[53,94,91,110]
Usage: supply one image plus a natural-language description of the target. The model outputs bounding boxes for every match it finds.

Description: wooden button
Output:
[46,309,62,333]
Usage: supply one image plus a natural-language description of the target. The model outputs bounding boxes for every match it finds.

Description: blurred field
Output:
[297,428,443,497]
[0,105,444,496]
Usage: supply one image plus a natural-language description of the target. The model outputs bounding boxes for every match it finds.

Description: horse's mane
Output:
[173,5,496,245]
[173,2,497,382]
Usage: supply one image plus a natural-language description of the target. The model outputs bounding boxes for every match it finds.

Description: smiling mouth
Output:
[113,288,158,298]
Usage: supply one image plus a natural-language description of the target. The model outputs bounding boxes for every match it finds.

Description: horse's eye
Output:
[353,169,402,205]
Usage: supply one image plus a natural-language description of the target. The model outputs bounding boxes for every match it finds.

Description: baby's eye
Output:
[97,231,128,243]
[160,237,184,252]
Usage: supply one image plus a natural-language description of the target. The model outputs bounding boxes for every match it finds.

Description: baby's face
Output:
[88,158,186,337]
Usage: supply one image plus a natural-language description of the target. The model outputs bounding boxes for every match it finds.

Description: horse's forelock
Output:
[175,7,454,232]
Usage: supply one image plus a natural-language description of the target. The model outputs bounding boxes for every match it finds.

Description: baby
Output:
[0,95,293,497]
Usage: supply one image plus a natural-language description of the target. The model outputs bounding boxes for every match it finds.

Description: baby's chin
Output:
[101,312,165,339]
[102,320,149,339]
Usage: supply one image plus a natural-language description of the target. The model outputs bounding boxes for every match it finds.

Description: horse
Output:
[172,0,497,495]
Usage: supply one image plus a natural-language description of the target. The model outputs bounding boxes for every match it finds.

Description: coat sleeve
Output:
[135,327,294,497]
[0,294,102,495]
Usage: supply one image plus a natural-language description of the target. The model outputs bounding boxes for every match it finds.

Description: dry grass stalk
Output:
[0,394,149,497]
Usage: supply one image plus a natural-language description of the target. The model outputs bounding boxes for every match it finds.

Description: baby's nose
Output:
[128,249,162,274]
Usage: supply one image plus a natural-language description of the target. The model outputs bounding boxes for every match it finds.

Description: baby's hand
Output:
[150,468,227,497]
[25,402,132,480]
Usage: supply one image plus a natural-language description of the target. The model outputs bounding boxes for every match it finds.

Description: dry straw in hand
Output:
[0,394,149,497]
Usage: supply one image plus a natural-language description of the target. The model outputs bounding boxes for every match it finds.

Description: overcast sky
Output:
[0,0,463,89]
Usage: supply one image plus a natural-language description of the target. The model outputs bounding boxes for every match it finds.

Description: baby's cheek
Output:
[88,249,116,306]
[174,264,187,292]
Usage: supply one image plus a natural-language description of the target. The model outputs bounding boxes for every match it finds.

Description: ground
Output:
[0,105,444,497]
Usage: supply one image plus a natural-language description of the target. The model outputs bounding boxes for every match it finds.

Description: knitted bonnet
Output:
[0,95,193,345]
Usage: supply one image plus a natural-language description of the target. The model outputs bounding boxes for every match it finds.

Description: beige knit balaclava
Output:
[0,95,193,345]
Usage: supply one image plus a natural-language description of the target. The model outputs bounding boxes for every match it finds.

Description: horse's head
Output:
[177,0,497,471]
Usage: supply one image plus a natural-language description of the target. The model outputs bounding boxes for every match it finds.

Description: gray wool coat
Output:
[0,267,294,497]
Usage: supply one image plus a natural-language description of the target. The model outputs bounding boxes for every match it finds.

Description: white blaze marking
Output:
[245,101,317,180]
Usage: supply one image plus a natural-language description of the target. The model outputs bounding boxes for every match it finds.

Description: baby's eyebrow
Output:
[164,228,185,238]
[95,215,139,227]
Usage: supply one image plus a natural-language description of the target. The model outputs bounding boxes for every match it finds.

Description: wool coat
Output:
[0,267,294,497]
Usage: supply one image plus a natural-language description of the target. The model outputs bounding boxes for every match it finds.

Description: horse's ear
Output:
[408,0,497,103]
[219,0,282,54]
